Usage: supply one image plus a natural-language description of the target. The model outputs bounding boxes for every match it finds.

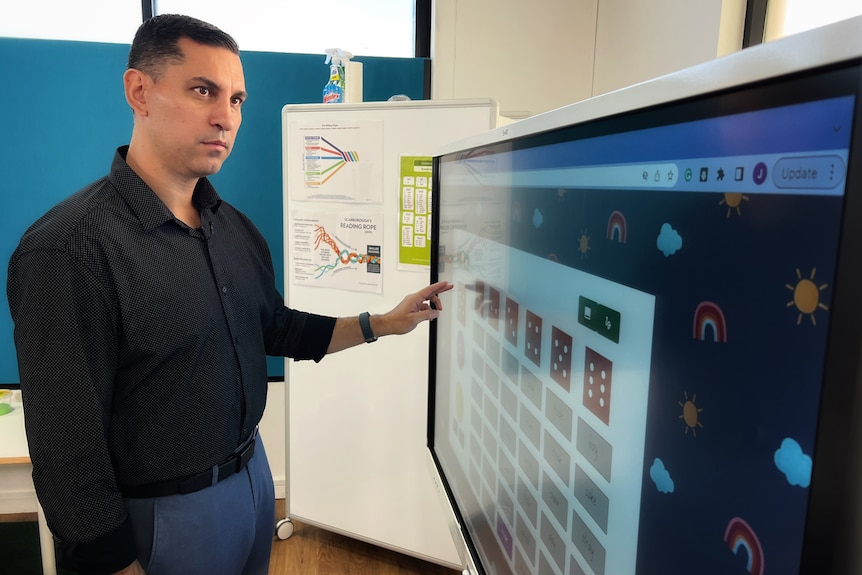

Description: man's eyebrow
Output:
[190,76,248,100]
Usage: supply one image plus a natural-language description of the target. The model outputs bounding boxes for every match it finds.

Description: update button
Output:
[772,155,845,189]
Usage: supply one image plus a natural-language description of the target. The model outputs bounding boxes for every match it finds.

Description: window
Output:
[0,0,141,43]
[764,0,862,41]
[0,0,418,58]
[155,0,416,57]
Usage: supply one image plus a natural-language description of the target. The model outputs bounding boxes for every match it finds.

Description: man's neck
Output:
[125,145,202,228]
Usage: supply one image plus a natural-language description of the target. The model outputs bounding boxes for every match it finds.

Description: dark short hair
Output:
[127,14,239,80]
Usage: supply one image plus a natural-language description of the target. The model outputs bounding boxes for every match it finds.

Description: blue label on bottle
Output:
[323,83,343,103]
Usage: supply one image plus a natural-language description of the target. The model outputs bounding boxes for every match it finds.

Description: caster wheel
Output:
[275,518,294,540]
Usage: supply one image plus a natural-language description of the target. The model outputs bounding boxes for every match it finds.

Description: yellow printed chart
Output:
[398,155,433,269]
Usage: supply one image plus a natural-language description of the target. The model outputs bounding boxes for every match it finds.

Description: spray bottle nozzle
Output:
[324,48,354,67]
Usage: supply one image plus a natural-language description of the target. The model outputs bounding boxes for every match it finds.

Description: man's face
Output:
[143,37,247,179]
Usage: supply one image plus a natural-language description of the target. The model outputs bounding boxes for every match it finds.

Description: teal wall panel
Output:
[0,38,427,382]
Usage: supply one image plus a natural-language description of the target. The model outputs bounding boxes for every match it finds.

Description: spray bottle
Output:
[323,48,353,104]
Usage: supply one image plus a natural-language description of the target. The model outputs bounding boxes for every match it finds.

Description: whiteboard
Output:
[282,99,498,565]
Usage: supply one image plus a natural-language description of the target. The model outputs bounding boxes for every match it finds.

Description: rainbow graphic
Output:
[724,517,764,575]
[693,301,727,342]
[606,210,627,243]
[304,136,360,187]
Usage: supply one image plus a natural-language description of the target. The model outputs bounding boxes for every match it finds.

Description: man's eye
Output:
[196,87,210,96]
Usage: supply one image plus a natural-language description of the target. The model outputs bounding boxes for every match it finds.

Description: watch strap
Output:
[359,311,377,343]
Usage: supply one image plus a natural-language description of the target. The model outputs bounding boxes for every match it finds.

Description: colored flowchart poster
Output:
[398,155,433,269]
[289,120,383,203]
[290,210,384,293]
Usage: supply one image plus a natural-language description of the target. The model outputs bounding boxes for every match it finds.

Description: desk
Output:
[0,391,57,575]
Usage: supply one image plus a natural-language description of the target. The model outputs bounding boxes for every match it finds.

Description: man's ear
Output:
[123,68,150,116]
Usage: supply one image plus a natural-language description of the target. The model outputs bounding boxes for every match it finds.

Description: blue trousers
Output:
[124,435,275,575]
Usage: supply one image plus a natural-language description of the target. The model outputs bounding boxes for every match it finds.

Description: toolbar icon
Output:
[753,162,768,185]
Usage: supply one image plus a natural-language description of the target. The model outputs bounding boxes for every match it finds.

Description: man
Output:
[6,14,451,575]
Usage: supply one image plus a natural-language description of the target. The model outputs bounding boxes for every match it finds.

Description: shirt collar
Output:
[109,146,223,232]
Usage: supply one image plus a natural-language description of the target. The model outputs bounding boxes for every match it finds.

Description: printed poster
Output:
[289,210,383,293]
[398,155,433,269]
[288,120,383,203]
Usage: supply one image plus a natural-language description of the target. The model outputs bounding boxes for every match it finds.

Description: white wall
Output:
[431,0,598,119]
[593,0,744,95]
[431,0,745,117]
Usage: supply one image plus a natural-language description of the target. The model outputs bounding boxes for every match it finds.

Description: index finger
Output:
[421,281,453,299]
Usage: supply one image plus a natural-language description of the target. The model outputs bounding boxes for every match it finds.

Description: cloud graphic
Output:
[532,208,544,229]
[650,458,674,493]
[656,223,683,256]
[774,437,812,488]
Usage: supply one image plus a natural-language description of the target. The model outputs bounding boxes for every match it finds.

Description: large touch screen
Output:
[430,66,860,575]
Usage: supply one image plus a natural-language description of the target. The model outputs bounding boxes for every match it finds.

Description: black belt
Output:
[120,431,257,499]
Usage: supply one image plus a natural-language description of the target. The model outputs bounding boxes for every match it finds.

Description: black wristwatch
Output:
[359,311,377,343]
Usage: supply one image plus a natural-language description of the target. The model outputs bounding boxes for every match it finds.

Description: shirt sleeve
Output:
[264,299,337,362]
[7,248,137,573]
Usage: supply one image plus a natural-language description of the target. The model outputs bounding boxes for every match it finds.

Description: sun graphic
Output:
[679,391,703,437]
[786,268,829,325]
[719,192,750,218]
[577,228,590,259]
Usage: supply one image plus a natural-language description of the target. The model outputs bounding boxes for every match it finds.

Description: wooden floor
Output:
[270,500,462,575]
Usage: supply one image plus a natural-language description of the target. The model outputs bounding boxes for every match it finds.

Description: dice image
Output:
[525,310,542,368]
[505,297,519,346]
[488,286,501,331]
[583,347,612,425]
[550,326,573,391]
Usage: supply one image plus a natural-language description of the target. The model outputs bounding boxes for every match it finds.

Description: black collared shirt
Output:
[7,146,336,572]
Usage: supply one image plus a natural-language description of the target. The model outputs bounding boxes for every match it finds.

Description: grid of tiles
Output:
[450,280,617,575]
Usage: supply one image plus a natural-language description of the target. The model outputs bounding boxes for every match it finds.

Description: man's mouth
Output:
[203,140,228,150]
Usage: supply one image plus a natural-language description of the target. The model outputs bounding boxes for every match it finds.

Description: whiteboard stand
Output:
[277,99,499,566]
